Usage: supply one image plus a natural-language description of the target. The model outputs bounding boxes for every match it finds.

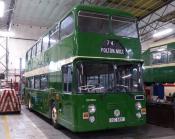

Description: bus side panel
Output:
[57,94,75,131]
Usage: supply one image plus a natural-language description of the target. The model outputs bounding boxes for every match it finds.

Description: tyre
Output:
[28,98,32,111]
[51,105,58,128]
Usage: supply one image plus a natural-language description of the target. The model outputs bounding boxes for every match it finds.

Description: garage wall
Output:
[0,24,48,78]
[8,38,34,70]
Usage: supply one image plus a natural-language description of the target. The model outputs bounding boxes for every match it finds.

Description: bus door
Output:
[61,64,74,123]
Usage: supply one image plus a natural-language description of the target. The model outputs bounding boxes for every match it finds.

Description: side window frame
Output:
[30,77,34,89]
[42,34,50,52]
[49,24,60,48]
[60,12,74,40]
[32,45,37,58]
[36,39,42,55]
[151,51,168,65]
[34,75,41,89]
[26,51,29,61]
[62,63,73,93]
[40,74,48,90]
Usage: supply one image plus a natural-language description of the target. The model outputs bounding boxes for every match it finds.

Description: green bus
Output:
[24,5,146,132]
[142,39,175,84]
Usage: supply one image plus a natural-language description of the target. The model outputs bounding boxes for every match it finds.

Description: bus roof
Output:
[73,4,134,18]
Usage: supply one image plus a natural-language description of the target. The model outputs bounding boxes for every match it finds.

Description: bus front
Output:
[72,6,146,132]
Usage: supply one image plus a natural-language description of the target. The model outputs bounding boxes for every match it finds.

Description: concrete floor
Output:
[0,106,175,139]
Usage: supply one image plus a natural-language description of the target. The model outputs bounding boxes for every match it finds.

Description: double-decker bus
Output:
[143,38,175,84]
[24,5,146,132]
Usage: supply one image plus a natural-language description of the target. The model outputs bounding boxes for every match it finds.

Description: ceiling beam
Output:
[139,1,175,42]
[7,0,16,31]
[139,0,174,20]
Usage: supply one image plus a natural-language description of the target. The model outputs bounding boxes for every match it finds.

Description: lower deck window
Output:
[41,75,48,90]
[28,77,34,89]
[62,64,72,92]
[34,76,40,89]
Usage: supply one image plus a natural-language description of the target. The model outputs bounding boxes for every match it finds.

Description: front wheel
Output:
[28,98,32,111]
[51,106,58,128]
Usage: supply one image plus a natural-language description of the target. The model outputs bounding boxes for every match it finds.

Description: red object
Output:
[0,89,21,113]
[163,83,175,87]
[13,82,19,92]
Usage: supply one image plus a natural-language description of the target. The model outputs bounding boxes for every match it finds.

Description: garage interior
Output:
[0,0,175,139]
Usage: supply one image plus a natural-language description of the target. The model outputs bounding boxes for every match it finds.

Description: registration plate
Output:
[109,117,125,123]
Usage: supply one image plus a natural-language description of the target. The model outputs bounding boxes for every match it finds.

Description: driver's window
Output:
[62,64,72,93]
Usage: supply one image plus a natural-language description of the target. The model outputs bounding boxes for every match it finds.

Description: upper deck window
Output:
[26,51,28,61]
[37,40,42,55]
[28,50,31,61]
[43,35,49,51]
[78,11,109,34]
[50,24,59,47]
[151,51,168,65]
[168,50,175,62]
[112,16,138,38]
[32,45,37,58]
[60,14,74,39]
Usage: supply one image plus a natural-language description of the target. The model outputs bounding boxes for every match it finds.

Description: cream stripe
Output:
[24,66,49,77]
[24,56,142,77]
[144,63,175,69]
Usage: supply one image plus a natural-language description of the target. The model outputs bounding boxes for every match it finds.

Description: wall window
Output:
[43,35,49,51]
[50,24,59,47]
[60,13,74,39]
[34,76,40,89]
[41,75,48,90]
[37,40,42,55]
[62,64,72,92]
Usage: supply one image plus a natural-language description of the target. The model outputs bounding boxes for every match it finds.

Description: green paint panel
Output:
[143,42,175,83]
[71,93,145,132]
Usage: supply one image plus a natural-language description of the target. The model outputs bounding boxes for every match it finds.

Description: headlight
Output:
[114,109,120,117]
[136,112,142,119]
[89,116,95,123]
[135,102,142,110]
[88,104,96,114]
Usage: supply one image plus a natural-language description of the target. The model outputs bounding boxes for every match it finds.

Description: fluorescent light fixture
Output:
[153,28,173,38]
[0,31,15,37]
[0,1,5,18]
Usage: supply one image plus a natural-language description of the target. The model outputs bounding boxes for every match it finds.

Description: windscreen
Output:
[112,16,138,38]
[76,61,143,93]
[78,11,138,38]
[78,11,109,34]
